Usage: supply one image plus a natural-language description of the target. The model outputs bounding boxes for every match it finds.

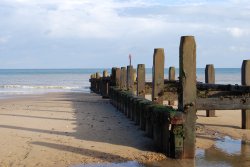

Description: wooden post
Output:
[178,36,197,159]
[114,68,121,109]
[120,67,127,90]
[92,73,96,92]
[169,66,175,81]
[133,69,137,82]
[96,72,101,93]
[90,74,94,91]
[111,67,116,86]
[152,48,165,104]
[115,68,121,87]
[102,70,109,98]
[169,66,175,105]
[127,65,134,93]
[137,64,145,98]
[205,64,216,117]
[103,70,108,77]
[242,60,250,129]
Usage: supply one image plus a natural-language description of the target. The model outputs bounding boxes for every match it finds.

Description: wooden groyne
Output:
[89,36,250,159]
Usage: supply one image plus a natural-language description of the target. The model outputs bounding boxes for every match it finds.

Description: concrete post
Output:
[205,64,216,117]
[127,65,134,93]
[242,60,250,129]
[152,48,165,104]
[178,36,197,159]
[137,64,145,98]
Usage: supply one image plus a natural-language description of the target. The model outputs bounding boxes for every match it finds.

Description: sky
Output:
[0,0,249,69]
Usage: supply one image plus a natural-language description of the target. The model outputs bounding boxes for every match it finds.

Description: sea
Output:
[0,68,241,99]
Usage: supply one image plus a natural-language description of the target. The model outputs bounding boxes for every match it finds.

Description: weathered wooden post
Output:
[102,70,109,98]
[120,67,127,90]
[103,70,108,78]
[135,64,146,124]
[115,68,121,87]
[169,67,175,81]
[205,64,216,117]
[96,72,101,93]
[90,74,94,91]
[92,73,97,92]
[137,64,145,98]
[242,60,250,129]
[127,65,134,118]
[133,69,137,82]
[127,65,134,92]
[152,48,165,104]
[169,66,175,105]
[109,68,115,105]
[115,68,121,109]
[120,67,127,113]
[178,36,197,159]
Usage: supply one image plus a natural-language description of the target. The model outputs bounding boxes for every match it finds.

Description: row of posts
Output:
[89,36,250,158]
[90,36,197,158]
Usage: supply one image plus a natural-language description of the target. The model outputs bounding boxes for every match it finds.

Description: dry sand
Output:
[1,92,250,167]
[0,93,165,167]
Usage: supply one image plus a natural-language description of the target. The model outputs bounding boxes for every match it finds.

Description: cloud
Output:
[0,0,250,68]
[0,36,10,44]
[227,27,250,38]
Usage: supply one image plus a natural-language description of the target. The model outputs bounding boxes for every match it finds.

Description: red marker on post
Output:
[129,54,132,66]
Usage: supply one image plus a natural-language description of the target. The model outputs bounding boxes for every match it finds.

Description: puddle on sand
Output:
[71,161,143,167]
[196,136,250,167]
[72,136,250,167]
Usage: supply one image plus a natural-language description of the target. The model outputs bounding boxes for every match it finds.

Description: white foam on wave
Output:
[0,84,84,90]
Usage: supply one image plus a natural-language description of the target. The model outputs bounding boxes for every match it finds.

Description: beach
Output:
[0,91,249,166]
[0,92,166,167]
[196,110,250,149]
[0,68,249,166]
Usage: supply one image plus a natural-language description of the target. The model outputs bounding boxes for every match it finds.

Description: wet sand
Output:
[0,93,165,167]
[196,110,250,149]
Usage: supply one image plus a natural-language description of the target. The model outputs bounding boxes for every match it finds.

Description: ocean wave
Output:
[0,84,83,90]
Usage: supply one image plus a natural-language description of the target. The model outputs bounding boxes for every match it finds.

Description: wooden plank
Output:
[178,36,196,159]
[197,83,250,92]
[197,97,250,110]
